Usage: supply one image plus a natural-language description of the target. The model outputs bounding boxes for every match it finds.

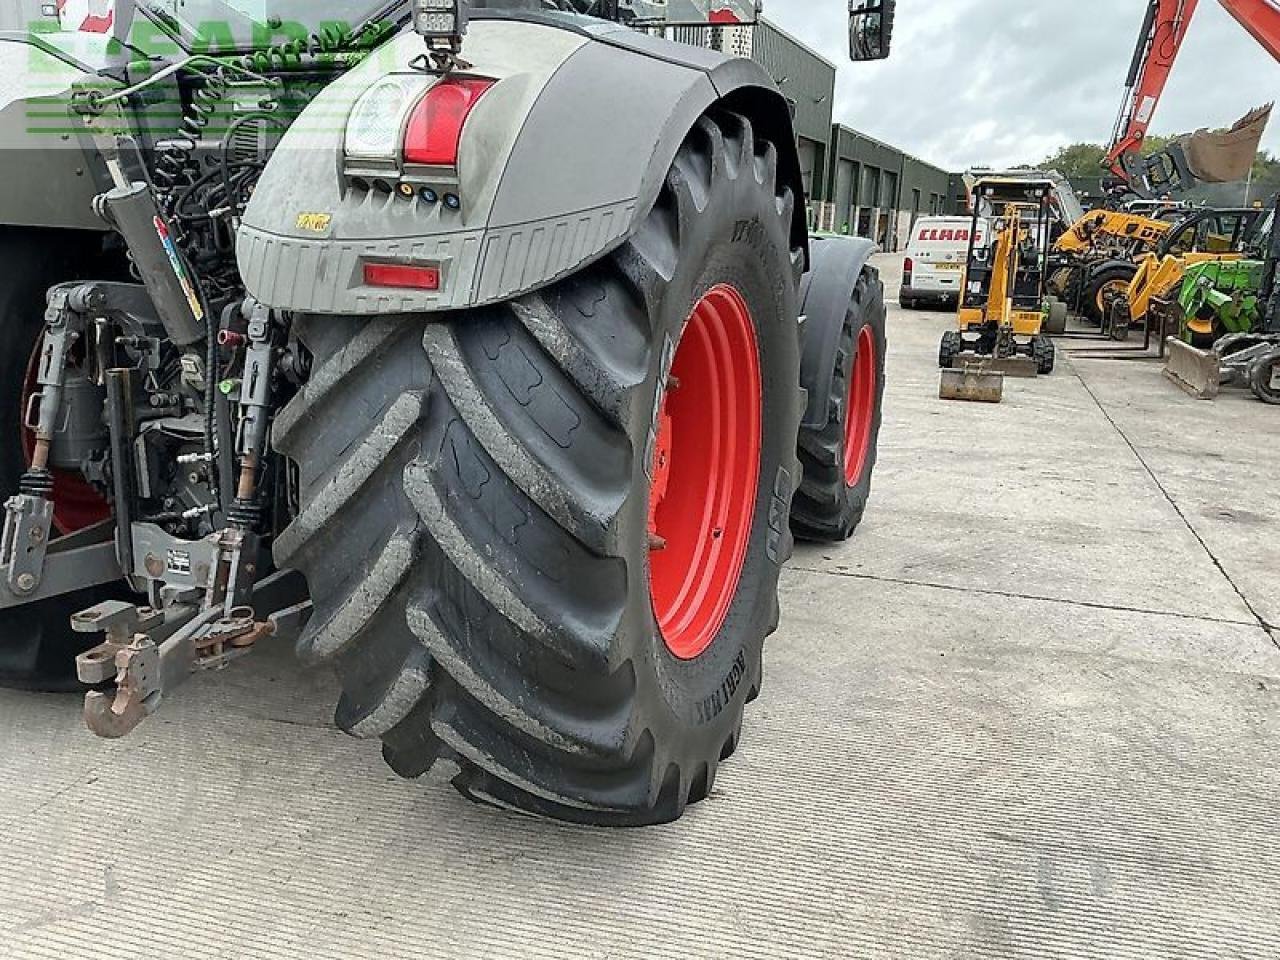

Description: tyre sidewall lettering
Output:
[638,131,799,737]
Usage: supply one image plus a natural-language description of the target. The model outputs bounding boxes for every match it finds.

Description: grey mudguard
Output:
[236,16,806,315]
[799,236,878,430]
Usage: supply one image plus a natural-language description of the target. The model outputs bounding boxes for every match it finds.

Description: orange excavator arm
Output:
[1218,0,1280,59]
[1105,0,1202,184]
[1105,0,1279,199]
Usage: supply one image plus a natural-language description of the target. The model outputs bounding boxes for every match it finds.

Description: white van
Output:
[900,216,988,309]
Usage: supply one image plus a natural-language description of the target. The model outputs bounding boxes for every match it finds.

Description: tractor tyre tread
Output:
[790,268,887,542]
[273,111,803,826]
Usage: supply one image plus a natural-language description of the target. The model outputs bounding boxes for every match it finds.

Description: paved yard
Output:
[2,253,1278,959]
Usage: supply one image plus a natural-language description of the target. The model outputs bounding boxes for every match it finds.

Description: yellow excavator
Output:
[962,172,1175,327]
[940,177,1057,381]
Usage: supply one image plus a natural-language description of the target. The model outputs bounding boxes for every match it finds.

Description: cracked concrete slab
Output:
[852,262,1257,626]
[1066,354,1280,631]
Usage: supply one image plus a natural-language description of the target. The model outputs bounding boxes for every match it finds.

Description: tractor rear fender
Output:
[236,17,808,315]
[798,236,878,430]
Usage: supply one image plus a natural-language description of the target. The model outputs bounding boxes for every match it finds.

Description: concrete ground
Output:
[2,252,1278,959]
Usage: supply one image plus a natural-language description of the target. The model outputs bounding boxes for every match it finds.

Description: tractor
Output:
[1163,198,1280,404]
[0,0,894,825]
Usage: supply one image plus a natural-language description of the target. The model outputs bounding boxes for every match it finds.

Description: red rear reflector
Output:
[363,262,440,290]
[403,76,495,167]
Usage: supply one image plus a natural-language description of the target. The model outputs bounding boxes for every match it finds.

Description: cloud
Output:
[761,0,1280,171]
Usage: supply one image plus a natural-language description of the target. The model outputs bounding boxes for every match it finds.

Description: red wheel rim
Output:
[842,326,877,487]
[21,344,111,535]
[647,285,762,661]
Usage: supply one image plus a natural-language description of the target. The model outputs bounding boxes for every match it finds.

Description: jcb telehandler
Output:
[1105,206,1267,341]
[0,0,894,825]
[1048,206,1173,324]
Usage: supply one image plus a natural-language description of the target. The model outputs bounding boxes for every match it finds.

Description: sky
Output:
[761,0,1280,171]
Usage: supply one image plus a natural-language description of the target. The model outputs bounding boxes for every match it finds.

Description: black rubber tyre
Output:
[1082,265,1136,324]
[1044,297,1069,336]
[1032,334,1056,375]
[1187,321,1222,351]
[899,294,915,310]
[273,112,804,825]
[939,329,963,369]
[1104,299,1132,341]
[791,268,886,542]
[0,230,125,692]
[1250,346,1280,405]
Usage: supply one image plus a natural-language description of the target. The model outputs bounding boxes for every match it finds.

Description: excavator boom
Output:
[1219,0,1280,59]
[1106,0,1276,199]
[1106,0,1202,181]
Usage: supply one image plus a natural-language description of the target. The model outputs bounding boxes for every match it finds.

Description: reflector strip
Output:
[363,263,441,290]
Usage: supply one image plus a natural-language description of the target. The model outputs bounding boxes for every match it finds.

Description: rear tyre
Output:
[0,231,124,692]
[1032,334,1056,375]
[899,295,915,310]
[939,329,963,369]
[1250,346,1280,405]
[791,268,886,542]
[273,112,804,825]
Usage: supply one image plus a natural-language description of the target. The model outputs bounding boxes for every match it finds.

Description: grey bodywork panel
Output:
[237,16,805,314]
[0,35,122,230]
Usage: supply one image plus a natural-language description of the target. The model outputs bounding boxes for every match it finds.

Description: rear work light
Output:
[403,76,495,167]
[363,262,441,290]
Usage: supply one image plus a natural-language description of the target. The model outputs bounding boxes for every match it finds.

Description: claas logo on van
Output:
[917,227,971,242]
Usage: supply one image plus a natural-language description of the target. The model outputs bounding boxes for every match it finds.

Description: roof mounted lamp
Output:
[412,0,471,72]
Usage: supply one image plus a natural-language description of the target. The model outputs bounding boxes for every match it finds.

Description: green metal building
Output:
[820,127,954,250]
[665,17,957,250]
[748,21,837,204]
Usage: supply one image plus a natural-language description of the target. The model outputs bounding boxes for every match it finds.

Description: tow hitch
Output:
[74,573,312,739]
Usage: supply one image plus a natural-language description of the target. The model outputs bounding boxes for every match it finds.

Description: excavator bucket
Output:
[1180,104,1273,183]
[940,363,1005,403]
[1164,337,1222,399]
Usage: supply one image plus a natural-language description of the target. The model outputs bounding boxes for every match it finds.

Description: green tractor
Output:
[0,0,897,824]
[1177,258,1267,348]
[1164,203,1280,404]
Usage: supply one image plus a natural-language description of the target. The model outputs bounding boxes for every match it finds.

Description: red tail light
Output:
[403,76,495,167]
[903,256,914,281]
[363,262,440,290]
